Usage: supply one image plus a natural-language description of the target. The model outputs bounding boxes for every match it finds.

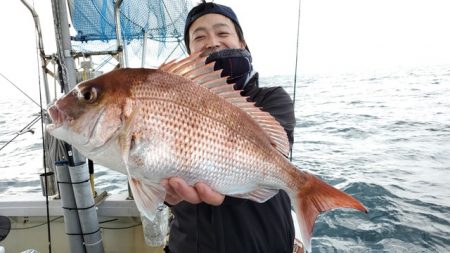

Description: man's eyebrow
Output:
[192,27,207,35]
[192,23,230,34]
[212,23,230,29]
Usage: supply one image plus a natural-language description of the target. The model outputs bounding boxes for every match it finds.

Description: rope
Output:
[66,227,101,236]
[290,0,302,162]
[100,223,142,230]
[0,72,40,107]
[62,204,96,211]
[83,238,103,247]
[10,216,64,230]
[58,179,90,185]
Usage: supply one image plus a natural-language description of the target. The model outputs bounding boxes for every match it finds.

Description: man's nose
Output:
[206,36,220,49]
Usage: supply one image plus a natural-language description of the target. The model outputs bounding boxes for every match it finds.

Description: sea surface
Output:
[1,65,449,252]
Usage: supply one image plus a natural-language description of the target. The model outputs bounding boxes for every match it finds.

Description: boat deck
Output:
[0,193,139,217]
[0,193,164,253]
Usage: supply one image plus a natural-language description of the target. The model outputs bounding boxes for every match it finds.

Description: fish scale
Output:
[47,52,367,251]
[131,94,267,190]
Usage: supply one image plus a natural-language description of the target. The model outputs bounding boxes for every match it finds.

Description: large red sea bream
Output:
[46,52,367,251]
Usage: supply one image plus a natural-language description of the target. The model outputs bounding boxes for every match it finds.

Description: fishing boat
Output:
[0,0,307,252]
[1,0,190,252]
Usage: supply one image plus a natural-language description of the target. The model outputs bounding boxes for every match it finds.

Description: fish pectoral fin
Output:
[231,188,279,203]
[128,177,166,220]
[118,98,139,163]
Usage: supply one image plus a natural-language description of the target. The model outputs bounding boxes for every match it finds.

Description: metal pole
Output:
[114,0,126,67]
[114,0,134,201]
[20,0,51,105]
[142,31,148,67]
[51,0,77,92]
[50,1,104,252]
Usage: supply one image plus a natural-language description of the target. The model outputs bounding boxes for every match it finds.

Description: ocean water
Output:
[1,65,449,252]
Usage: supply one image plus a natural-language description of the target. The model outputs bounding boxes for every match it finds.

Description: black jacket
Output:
[167,73,296,253]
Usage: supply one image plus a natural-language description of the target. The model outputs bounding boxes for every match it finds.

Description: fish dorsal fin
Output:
[159,53,290,156]
[159,51,206,75]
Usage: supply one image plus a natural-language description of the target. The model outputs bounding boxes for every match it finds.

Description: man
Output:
[161,2,297,252]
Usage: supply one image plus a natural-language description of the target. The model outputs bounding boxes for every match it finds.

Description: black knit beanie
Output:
[184,2,245,53]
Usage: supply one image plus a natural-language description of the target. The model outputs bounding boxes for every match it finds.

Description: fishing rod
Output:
[0,114,41,152]
[0,72,40,108]
[290,0,302,162]
[21,0,53,251]
[0,71,45,152]
[292,0,302,109]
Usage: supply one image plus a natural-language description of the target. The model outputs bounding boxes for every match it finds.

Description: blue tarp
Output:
[70,0,191,42]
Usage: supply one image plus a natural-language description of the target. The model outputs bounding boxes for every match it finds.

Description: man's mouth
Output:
[200,47,222,57]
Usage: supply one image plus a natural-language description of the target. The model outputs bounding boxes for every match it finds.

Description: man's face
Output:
[188,13,245,54]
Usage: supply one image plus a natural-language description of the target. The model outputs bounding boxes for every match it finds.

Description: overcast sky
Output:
[224,0,450,76]
[1,0,450,98]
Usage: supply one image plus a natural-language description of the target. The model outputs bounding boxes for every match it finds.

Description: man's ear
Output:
[240,40,247,49]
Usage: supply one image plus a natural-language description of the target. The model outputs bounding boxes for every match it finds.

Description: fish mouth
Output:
[46,104,67,131]
[48,105,62,124]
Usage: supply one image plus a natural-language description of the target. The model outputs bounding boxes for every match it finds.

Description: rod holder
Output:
[40,171,57,196]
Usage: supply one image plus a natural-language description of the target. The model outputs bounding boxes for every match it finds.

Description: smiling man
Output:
[162,2,298,253]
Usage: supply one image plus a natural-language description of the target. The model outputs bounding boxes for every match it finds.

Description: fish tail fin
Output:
[293,173,367,252]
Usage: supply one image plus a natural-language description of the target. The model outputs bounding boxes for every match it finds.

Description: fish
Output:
[46,51,367,251]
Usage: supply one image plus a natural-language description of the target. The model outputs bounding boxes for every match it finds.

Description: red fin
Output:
[294,173,367,252]
[157,52,291,157]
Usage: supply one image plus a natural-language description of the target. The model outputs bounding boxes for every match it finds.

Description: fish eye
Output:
[79,87,98,103]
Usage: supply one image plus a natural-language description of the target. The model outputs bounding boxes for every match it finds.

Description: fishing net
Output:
[67,0,192,67]
[41,0,194,181]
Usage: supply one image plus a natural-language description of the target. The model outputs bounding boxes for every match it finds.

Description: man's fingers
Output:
[195,182,225,206]
[165,193,182,205]
[168,177,202,204]
[161,179,182,205]
[161,177,225,205]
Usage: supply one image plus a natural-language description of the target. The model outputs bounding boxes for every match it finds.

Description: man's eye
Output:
[194,36,205,40]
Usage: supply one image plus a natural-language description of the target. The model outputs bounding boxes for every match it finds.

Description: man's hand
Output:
[161,177,225,206]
